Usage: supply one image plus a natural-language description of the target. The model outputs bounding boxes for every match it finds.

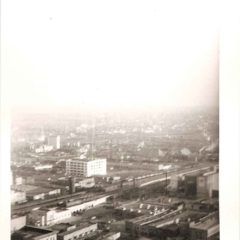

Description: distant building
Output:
[66,158,107,177]
[35,145,54,153]
[15,176,24,185]
[11,190,26,204]
[11,172,23,186]
[102,183,120,192]
[34,164,53,171]
[23,176,35,185]
[11,215,26,233]
[11,225,57,240]
[12,184,61,201]
[48,135,61,150]
[75,177,95,188]
[158,164,172,171]
[12,173,35,185]
[106,176,121,183]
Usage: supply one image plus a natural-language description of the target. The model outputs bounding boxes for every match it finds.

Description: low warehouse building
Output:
[57,223,98,240]
[11,225,57,240]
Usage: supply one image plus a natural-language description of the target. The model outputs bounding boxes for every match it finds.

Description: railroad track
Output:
[12,192,113,215]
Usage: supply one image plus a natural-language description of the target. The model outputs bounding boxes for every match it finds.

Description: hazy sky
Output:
[2,0,219,113]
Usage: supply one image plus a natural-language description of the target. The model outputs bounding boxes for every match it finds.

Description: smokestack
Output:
[12,171,16,186]
[69,177,75,194]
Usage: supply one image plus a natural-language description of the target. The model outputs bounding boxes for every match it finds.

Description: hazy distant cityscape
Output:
[11,107,219,240]
[4,1,220,239]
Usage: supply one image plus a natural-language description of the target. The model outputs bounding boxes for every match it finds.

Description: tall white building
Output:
[66,158,107,177]
[48,135,61,149]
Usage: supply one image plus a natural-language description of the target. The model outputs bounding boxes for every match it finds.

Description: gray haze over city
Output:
[6,1,220,240]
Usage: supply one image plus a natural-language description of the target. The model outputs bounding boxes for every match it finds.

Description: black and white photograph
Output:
[0,1,240,240]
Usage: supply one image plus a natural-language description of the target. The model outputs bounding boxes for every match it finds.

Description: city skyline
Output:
[2,0,240,239]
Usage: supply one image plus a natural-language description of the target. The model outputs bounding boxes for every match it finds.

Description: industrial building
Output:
[28,207,72,226]
[14,176,24,185]
[185,199,219,212]
[12,173,35,186]
[66,195,109,214]
[11,190,26,204]
[184,175,198,197]
[54,177,95,194]
[141,210,207,239]
[125,207,183,237]
[11,215,27,233]
[27,194,110,227]
[11,225,57,240]
[124,199,213,240]
[197,171,219,199]
[190,212,219,240]
[184,169,219,199]
[12,184,61,200]
[165,166,219,198]
[76,177,95,188]
[51,222,76,233]
[66,158,107,177]
[56,223,98,240]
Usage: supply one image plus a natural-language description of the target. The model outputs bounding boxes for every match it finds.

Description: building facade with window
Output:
[66,158,107,177]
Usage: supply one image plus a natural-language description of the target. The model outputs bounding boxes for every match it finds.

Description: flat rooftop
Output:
[51,223,76,232]
[52,223,75,228]
[11,214,26,220]
[12,184,60,195]
[57,223,97,237]
[71,158,106,162]
[192,217,219,230]
[149,210,206,228]
[116,202,169,216]
[38,207,69,213]
[201,199,219,205]
[27,187,60,196]
[12,226,56,239]
[128,209,172,225]
[12,185,38,192]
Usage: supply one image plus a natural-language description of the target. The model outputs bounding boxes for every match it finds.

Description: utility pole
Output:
[91,115,95,161]
[165,171,168,195]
